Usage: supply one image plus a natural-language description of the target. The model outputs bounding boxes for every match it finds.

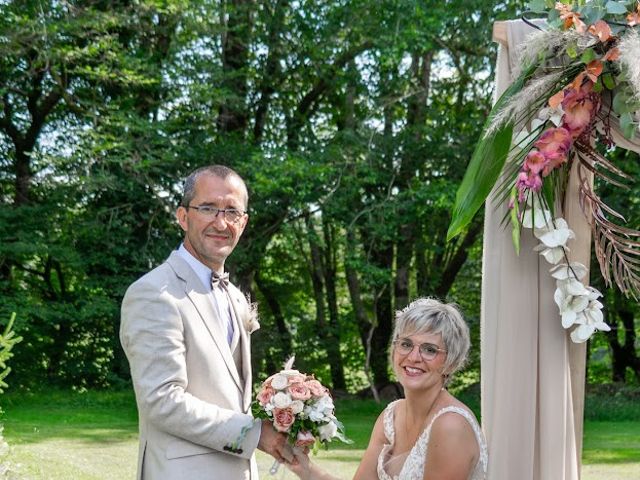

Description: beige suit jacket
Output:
[120,250,261,480]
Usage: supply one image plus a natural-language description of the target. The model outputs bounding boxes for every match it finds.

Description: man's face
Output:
[176,174,248,272]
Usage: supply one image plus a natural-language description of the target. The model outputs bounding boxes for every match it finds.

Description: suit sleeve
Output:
[120,278,261,459]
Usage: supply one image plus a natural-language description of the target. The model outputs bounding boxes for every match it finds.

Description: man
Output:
[120,165,292,479]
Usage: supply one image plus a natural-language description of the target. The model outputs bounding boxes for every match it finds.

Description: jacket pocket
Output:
[165,438,216,459]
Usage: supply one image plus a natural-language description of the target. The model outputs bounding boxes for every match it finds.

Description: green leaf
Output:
[527,0,548,13]
[566,44,578,59]
[447,63,539,241]
[510,190,521,255]
[620,112,637,138]
[613,90,640,114]
[606,1,629,14]
[602,72,616,90]
[581,48,597,64]
[593,80,604,93]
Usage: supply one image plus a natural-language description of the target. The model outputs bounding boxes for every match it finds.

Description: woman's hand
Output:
[284,447,312,479]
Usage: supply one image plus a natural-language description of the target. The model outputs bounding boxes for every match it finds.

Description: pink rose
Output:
[288,383,311,401]
[273,407,295,433]
[295,430,316,448]
[288,373,307,385]
[257,385,275,406]
[534,128,572,162]
[305,379,327,398]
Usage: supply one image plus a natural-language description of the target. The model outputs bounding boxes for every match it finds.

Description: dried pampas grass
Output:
[619,28,640,102]
[484,70,563,138]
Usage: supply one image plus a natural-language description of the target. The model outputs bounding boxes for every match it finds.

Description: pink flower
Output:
[257,385,275,406]
[523,150,549,176]
[305,379,327,398]
[287,373,307,385]
[534,128,572,161]
[295,430,316,448]
[516,170,543,201]
[273,407,295,433]
[288,383,312,401]
[561,84,600,138]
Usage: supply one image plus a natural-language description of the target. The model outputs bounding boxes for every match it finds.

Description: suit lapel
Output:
[167,252,243,392]
[228,287,253,412]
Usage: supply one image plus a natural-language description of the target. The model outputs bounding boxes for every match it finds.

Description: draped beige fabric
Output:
[481,19,587,480]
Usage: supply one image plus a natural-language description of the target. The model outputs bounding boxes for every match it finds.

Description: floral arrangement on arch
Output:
[448,0,640,342]
[253,357,350,472]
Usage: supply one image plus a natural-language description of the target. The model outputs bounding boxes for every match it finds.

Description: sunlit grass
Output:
[1,389,639,479]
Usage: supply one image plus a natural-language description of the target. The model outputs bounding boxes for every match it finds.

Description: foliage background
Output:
[0,0,638,394]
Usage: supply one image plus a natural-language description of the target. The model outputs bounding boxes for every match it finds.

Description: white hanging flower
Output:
[570,298,610,343]
[550,262,588,281]
[534,218,575,246]
[522,206,553,229]
[534,243,567,264]
[554,285,590,328]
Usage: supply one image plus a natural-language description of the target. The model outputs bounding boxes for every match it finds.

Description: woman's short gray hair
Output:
[391,297,470,377]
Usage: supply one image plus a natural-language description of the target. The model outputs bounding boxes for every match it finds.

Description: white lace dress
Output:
[377,400,488,480]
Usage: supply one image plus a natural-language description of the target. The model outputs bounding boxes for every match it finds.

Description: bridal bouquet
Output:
[253,359,350,473]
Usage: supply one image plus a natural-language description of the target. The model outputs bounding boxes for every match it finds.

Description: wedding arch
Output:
[449,4,640,478]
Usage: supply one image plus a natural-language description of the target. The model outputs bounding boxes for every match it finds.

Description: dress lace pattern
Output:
[376,400,488,480]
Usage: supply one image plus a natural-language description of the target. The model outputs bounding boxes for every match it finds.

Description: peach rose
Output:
[257,385,275,406]
[288,383,311,401]
[287,373,307,385]
[305,379,327,398]
[295,430,316,448]
[273,407,295,433]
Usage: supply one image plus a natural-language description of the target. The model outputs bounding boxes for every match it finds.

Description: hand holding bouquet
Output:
[254,359,350,474]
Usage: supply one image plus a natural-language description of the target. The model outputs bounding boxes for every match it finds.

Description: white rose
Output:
[290,400,304,415]
[305,404,325,422]
[271,374,288,390]
[318,421,338,442]
[272,392,292,408]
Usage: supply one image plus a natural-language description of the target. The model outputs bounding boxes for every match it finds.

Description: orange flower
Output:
[628,4,640,27]
[556,2,587,32]
[588,20,612,43]
[602,47,620,62]
[585,60,603,83]
[549,89,565,109]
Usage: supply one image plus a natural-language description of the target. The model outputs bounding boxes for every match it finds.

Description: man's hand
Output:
[257,419,295,464]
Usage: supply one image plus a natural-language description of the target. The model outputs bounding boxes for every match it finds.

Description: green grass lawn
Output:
[1,389,638,479]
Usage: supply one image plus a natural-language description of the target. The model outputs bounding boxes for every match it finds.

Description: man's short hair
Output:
[181,165,248,209]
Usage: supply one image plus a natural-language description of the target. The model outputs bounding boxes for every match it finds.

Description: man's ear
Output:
[176,206,188,232]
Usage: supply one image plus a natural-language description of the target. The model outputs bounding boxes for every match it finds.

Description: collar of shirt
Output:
[177,243,215,292]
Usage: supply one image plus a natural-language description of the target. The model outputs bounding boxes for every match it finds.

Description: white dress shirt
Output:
[177,244,235,344]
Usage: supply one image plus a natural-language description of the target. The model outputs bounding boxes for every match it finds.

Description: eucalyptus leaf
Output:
[606,1,630,14]
[620,112,637,138]
[527,0,548,13]
[580,5,605,24]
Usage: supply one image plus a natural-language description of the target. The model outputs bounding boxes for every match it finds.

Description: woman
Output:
[288,298,487,480]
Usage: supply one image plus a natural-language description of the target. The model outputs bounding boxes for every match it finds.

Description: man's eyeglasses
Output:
[185,205,246,223]
[393,338,447,361]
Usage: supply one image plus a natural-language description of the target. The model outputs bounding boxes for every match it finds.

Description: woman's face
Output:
[393,331,447,393]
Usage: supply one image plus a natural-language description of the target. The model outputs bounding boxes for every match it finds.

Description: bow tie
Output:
[211,271,230,290]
